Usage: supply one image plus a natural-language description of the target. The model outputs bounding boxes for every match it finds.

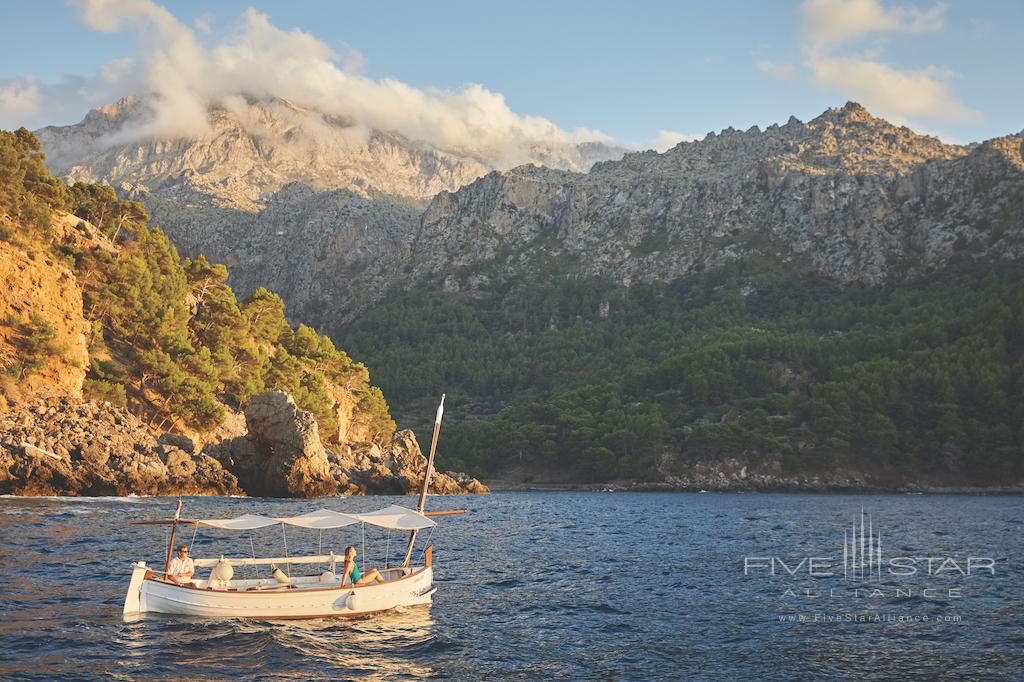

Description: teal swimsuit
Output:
[350,563,361,583]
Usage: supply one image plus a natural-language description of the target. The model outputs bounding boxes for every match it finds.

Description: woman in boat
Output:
[342,546,385,585]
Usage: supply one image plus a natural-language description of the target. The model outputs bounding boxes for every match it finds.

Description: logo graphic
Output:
[844,507,881,582]
[743,509,995,582]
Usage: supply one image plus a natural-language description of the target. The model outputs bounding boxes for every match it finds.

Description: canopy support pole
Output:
[403,394,444,567]
[163,497,182,576]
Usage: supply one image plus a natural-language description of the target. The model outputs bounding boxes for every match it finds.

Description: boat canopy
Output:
[190,505,436,532]
[195,514,281,530]
[358,505,437,531]
[275,509,360,529]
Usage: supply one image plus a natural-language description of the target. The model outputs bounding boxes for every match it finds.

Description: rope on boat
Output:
[360,522,366,574]
[188,521,199,555]
[282,523,290,577]
[318,530,323,571]
[250,535,260,580]
[424,527,435,563]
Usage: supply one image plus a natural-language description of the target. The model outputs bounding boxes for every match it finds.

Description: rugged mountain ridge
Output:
[407,103,1022,290]
[36,95,625,210]
[34,96,625,330]
[41,102,1023,330]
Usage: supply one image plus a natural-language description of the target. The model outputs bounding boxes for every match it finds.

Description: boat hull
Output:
[126,565,434,619]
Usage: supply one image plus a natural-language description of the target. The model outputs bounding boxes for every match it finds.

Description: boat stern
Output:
[123,561,151,615]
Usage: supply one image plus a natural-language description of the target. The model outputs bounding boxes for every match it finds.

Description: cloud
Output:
[648,130,702,152]
[801,0,946,49]
[809,56,979,122]
[0,56,140,130]
[761,0,978,125]
[0,78,42,126]
[2,0,616,169]
[757,61,798,81]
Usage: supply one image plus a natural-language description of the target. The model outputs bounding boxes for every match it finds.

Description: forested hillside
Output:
[339,255,1024,485]
[0,128,394,445]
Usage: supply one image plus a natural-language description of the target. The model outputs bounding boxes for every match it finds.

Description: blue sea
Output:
[0,492,1021,680]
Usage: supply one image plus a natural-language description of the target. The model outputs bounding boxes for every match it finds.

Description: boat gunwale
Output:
[145,563,431,596]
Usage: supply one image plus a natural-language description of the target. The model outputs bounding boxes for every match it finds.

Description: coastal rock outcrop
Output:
[0,392,489,497]
[328,427,489,495]
[209,391,489,497]
[212,391,339,498]
[0,397,241,496]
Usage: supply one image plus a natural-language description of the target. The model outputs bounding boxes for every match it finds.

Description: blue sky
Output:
[0,0,1021,149]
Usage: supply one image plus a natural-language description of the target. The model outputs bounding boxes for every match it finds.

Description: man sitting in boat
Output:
[167,545,195,584]
[342,546,384,585]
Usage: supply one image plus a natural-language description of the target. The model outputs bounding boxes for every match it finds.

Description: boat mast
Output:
[164,497,182,575]
[402,394,444,567]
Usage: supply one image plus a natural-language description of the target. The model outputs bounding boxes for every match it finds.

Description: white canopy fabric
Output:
[195,514,281,530]
[356,505,436,531]
[276,509,360,530]
[189,505,435,532]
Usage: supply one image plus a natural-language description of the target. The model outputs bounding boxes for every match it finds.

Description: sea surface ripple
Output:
[0,492,1021,680]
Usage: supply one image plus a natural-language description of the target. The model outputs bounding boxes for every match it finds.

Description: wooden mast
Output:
[164,497,182,575]
[402,394,444,567]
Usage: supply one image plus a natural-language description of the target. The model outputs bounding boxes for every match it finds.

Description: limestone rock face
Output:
[330,428,489,496]
[0,391,488,498]
[219,391,339,498]
[36,96,624,210]
[34,96,625,327]
[42,102,1023,327]
[409,104,1024,291]
[210,391,489,497]
[0,241,90,409]
[0,397,241,496]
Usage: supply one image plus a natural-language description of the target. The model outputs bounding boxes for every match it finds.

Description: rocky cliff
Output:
[0,391,487,497]
[41,102,1023,327]
[139,185,422,332]
[33,96,624,328]
[0,396,241,496]
[209,391,487,497]
[408,103,1023,291]
[35,95,624,209]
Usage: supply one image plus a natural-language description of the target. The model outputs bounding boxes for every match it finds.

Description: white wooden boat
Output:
[122,505,440,619]
[124,396,458,620]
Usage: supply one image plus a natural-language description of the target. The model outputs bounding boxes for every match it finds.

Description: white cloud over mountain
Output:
[763,0,979,126]
[1,0,615,168]
[801,0,946,48]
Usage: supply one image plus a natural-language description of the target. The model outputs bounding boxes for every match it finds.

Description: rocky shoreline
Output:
[0,392,488,497]
[486,481,1024,494]
[485,459,1024,495]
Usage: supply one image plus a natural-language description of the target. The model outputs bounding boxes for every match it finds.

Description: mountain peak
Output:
[35,95,626,210]
[811,101,877,126]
